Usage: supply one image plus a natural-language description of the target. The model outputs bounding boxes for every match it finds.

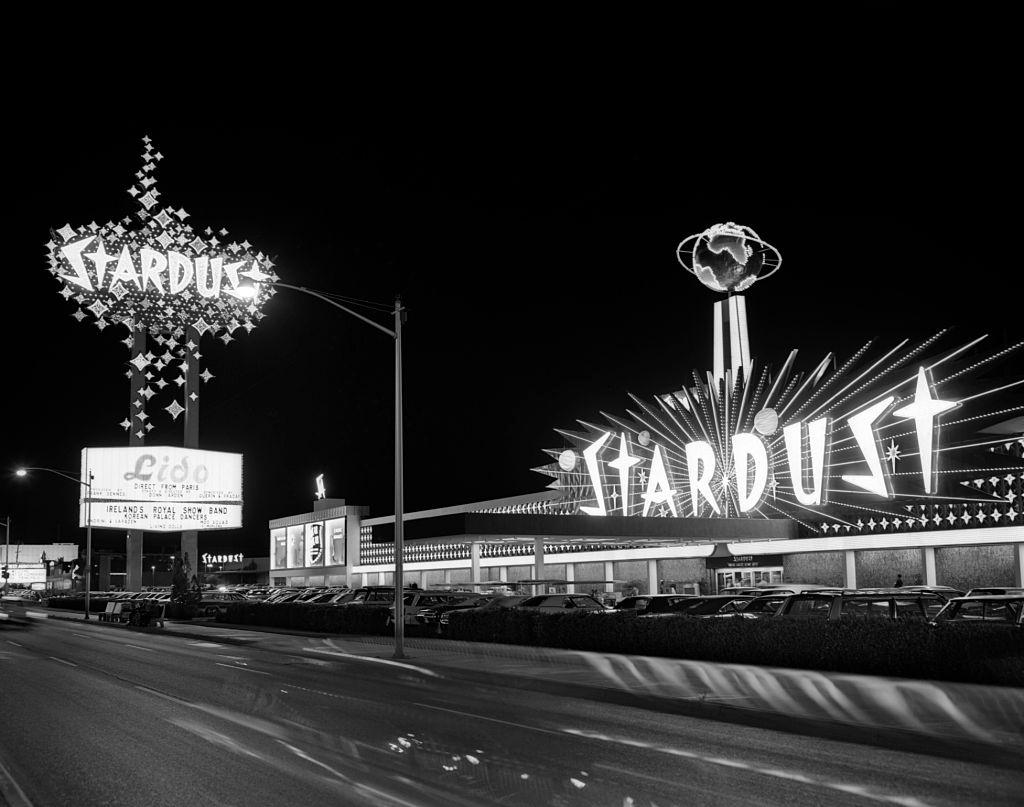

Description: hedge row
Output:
[217,601,392,634]
[444,610,1024,687]
[45,597,195,619]
[45,597,110,613]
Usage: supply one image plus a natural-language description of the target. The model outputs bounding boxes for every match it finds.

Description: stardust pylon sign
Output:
[537,223,1024,535]
[46,136,277,338]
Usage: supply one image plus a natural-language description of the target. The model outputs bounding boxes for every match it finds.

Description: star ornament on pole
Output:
[892,367,958,494]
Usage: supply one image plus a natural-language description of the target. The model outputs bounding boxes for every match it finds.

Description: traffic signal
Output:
[1,565,8,580]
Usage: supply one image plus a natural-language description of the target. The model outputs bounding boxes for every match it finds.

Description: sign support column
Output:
[181,325,201,585]
[126,329,146,592]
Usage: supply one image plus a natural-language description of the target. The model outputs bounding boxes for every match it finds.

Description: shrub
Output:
[443,611,1024,687]
[217,602,392,635]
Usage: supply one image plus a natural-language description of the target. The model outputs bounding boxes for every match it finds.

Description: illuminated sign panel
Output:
[87,502,241,532]
[80,446,242,532]
[6,565,46,585]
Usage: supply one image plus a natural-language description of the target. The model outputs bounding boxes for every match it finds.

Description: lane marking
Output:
[0,756,36,807]
[6,641,23,647]
[215,662,270,676]
[309,647,440,678]
[188,642,223,648]
[72,632,157,653]
[413,703,564,737]
[134,685,193,707]
[564,729,934,807]
[49,656,77,667]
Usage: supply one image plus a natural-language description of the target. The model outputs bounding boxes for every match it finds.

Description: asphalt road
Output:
[0,619,1020,807]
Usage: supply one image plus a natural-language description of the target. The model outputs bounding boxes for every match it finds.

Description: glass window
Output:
[286,525,304,569]
[842,599,890,619]
[986,601,1020,622]
[953,601,985,620]
[325,517,346,566]
[305,523,325,567]
[271,529,286,569]
[787,597,832,618]
[570,596,604,610]
[895,600,926,620]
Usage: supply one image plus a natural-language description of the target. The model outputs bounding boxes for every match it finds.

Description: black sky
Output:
[3,124,1018,558]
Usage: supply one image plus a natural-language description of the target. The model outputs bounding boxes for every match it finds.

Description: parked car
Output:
[863,585,964,601]
[197,591,247,617]
[930,595,1023,629]
[387,591,478,630]
[297,587,350,604]
[333,587,422,609]
[965,587,1024,597]
[777,591,948,621]
[643,595,755,617]
[263,588,301,603]
[516,594,611,613]
[415,594,493,633]
[613,594,697,615]
[736,595,790,619]
[438,595,530,634]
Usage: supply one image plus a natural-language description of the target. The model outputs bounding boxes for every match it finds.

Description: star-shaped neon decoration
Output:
[607,432,640,514]
[893,367,958,493]
[884,439,902,473]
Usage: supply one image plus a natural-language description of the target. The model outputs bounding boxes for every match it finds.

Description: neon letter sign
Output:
[731,432,768,512]
[782,417,829,506]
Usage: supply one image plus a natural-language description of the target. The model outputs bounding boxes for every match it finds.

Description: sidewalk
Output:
[47,610,1024,764]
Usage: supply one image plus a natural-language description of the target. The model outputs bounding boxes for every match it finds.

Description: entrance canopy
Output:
[369,513,798,548]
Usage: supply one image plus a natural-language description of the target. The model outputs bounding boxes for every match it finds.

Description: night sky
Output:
[4,126,1017,560]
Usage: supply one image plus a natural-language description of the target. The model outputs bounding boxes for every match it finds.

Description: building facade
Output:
[268,269,1024,594]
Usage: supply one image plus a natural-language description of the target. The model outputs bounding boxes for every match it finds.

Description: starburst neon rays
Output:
[542,330,1023,535]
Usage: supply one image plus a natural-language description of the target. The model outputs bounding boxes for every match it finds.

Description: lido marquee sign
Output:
[81,446,243,532]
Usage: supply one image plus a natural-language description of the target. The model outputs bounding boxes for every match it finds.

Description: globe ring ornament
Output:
[677,222,782,294]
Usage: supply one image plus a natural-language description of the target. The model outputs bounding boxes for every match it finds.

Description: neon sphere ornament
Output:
[677,222,782,293]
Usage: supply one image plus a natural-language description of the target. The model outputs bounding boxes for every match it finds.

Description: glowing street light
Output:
[16,467,95,619]
[238,281,409,659]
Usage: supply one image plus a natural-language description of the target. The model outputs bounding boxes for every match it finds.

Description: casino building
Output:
[267,225,1024,595]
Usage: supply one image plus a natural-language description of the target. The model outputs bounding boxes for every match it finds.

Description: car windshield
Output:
[742,597,786,614]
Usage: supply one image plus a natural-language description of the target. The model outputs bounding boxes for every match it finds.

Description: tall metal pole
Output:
[2,517,10,594]
[393,296,405,659]
[182,325,201,587]
[84,472,93,620]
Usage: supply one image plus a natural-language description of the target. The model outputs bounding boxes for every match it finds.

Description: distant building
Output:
[2,543,79,591]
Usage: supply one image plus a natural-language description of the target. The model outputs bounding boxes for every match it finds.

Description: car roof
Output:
[949,594,1024,601]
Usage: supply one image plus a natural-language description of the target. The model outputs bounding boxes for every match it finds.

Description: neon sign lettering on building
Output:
[570,376,955,518]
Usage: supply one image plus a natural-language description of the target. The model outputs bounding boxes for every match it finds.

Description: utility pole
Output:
[1,517,10,593]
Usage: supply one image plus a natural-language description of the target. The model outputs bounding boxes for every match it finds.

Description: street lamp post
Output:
[240,282,407,658]
[16,467,94,619]
[1,516,11,594]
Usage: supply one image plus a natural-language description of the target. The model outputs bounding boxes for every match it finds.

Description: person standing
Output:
[894,573,904,588]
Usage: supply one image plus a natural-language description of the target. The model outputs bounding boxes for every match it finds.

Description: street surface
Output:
[1,618,1020,806]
